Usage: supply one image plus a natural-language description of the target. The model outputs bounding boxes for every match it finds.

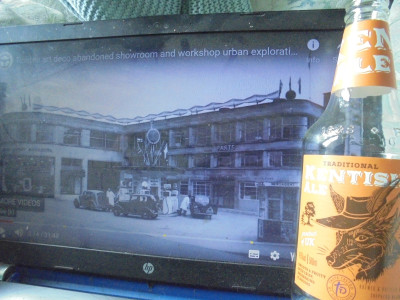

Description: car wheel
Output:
[206,206,213,217]
[73,199,80,208]
[113,207,121,216]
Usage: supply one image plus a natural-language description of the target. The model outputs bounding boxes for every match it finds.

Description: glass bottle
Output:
[292,0,400,299]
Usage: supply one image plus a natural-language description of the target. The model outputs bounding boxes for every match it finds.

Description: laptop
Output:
[0,9,344,296]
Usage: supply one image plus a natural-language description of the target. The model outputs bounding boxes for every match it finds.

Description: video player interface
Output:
[0,29,340,268]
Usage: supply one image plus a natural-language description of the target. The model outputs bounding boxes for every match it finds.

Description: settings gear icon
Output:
[270,250,280,261]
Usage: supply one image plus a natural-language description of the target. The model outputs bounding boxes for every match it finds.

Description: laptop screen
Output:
[0,10,344,295]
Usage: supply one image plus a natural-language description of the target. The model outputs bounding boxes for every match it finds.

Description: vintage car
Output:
[178,195,215,219]
[113,194,158,219]
[189,195,215,219]
[73,190,109,211]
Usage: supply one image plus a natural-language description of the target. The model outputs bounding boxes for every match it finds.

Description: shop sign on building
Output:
[217,144,236,152]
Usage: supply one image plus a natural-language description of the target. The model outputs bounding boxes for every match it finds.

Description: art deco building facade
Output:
[0,97,324,242]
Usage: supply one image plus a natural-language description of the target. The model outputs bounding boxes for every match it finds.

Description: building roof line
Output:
[32,91,279,125]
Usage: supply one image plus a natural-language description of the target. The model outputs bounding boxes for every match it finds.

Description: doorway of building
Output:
[212,182,235,208]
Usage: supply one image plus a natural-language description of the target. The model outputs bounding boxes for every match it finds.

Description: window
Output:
[193,181,211,196]
[90,130,105,148]
[90,130,120,150]
[60,158,83,194]
[308,116,318,129]
[244,119,264,142]
[3,156,55,195]
[172,155,188,168]
[239,182,257,200]
[61,158,82,169]
[269,151,282,167]
[105,133,119,149]
[215,123,235,144]
[265,187,298,221]
[87,160,121,191]
[193,154,210,168]
[18,123,31,142]
[269,117,307,140]
[283,189,298,221]
[170,129,188,147]
[282,117,306,139]
[268,151,301,168]
[194,125,211,146]
[282,151,302,167]
[180,181,188,195]
[241,151,262,167]
[36,124,54,143]
[129,133,144,152]
[64,128,81,145]
[217,153,234,167]
[268,188,281,220]
[269,118,282,140]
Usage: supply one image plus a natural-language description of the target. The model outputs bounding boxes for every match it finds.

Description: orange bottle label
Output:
[332,19,396,94]
[294,155,400,300]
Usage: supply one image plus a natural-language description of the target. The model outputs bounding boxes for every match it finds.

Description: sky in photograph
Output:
[3,33,338,120]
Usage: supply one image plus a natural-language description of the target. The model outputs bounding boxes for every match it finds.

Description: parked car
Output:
[113,194,158,219]
[190,195,215,219]
[73,190,109,211]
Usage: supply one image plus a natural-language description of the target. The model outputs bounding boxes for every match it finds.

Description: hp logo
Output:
[143,262,155,274]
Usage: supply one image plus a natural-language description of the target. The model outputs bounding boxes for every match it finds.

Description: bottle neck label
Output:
[332,19,396,97]
[294,155,400,300]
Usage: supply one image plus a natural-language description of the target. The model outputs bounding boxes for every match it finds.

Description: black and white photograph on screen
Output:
[0,29,339,267]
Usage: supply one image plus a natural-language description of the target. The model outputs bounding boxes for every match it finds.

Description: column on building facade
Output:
[298,116,308,137]
[6,124,16,141]
[168,129,174,148]
[210,124,216,144]
[188,127,194,146]
[235,121,242,142]
[119,134,128,154]
[54,155,62,198]
[55,126,64,144]
[210,154,217,168]
[234,152,241,168]
[31,124,37,142]
[82,157,88,192]
[188,155,194,168]
[262,151,269,168]
[81,129,90,147]
[263,118,270,141]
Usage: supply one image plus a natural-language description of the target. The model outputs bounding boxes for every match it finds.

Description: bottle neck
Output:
[331,0,396,97]
[344,0,390,25]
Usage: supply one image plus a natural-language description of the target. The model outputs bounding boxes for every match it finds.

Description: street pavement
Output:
[0,198,295,267]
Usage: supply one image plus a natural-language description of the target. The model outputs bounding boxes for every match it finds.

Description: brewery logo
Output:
[317,179,400,281]
[326,274,356,300]
[301,202,315,226]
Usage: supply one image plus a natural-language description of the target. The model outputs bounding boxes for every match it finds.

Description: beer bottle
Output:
[292,0,400,299]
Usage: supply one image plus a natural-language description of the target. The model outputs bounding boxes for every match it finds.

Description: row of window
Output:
[170,150,301,168]
[4,115,311,153]
[168,116,310,147]
[6,123,120,150]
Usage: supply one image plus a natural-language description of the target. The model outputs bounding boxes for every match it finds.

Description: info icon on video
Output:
[307,39,320,51]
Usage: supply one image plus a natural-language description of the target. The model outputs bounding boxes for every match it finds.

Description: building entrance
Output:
[87,160,121,192]
[212,182,235,209]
